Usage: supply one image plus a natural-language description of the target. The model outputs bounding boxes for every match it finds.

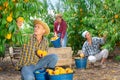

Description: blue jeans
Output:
[21,54,58,80]
[58,32,67,47]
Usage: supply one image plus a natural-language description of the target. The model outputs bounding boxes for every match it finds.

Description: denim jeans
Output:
[21,54,58,80]
[58,32,67,47]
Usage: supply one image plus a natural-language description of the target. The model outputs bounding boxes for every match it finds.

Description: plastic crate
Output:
[75,58,87,69]
[34,69,47,80]
[51,37,61,48]
[49,73,73,80]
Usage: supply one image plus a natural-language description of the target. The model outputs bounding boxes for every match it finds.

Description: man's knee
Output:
[88,56,97,63]
[102,49,109,58]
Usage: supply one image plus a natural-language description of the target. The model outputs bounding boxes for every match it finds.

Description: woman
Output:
[54,14,68,47]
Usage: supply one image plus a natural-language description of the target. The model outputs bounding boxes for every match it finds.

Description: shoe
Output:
[87,62,95,68]
[100,64,106,69]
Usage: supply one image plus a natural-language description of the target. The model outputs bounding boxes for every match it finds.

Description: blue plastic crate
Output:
[75,58,87,69]
[34,69,47,80]
[51,37,61,48]
[49,73,73,80]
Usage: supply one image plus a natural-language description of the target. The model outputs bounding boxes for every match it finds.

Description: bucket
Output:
[49,73,73,80]
[75,58,87,69]
[34,69,47,80]
[51,37,61,48]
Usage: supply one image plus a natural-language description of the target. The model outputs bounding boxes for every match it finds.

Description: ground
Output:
[0,57,120,80]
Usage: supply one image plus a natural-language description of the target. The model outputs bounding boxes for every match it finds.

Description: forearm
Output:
[54,32,57,36]
[61,29,67,39]
[103,31,108,41]
[102,36,106,41]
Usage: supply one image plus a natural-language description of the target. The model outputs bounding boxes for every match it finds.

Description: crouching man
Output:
[16,19,58,80]
[82,31,109,68]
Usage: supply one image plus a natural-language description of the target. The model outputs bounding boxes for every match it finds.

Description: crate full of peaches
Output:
[46,67,73,75]
[46,67,73,80]
[74,52,88,69]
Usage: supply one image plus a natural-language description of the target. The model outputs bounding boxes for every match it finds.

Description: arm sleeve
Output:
[97,37,105,45]
[15,43,27,70]
[15,36,32,70]
[82,44,89,56]
[61,22,67,39]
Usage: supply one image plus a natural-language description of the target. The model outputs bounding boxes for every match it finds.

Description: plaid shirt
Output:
[82,37,105,56]
[16,35,48,69]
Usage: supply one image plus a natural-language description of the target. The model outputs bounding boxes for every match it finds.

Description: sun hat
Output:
[82,31,89,38]
[55,13,62,19]
[33,19,50,35]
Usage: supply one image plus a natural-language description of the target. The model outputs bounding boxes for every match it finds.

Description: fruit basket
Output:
[74,53,87,69]
[75,57,87,69]
[49,73,73,80]
[46,67,74,80]
[51,36,61,48]
[34,69,47,80]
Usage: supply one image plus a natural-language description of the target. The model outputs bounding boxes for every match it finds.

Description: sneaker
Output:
[94,63,107,69]
[87,62,95,68]
[101,64,106,68]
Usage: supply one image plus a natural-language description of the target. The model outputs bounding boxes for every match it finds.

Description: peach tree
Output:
[63,0,120,54]
[0,0,48,56]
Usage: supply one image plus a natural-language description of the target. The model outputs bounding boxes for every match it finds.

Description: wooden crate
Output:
[48,47,73,67]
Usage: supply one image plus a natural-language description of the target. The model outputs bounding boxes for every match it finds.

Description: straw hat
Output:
[33,19,50,35]
[55,13,62,18]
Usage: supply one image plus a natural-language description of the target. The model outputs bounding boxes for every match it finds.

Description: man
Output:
[16,19,58,80]
[82,31,109,68]
[54,14,67,47]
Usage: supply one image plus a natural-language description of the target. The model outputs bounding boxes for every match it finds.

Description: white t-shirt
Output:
[57,24,60,31]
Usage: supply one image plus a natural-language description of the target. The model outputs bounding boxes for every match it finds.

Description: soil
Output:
[0,57,120,80]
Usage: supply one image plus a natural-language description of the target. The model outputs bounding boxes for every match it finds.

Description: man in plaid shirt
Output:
[16,19,58,80]
[82,31,109,68]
